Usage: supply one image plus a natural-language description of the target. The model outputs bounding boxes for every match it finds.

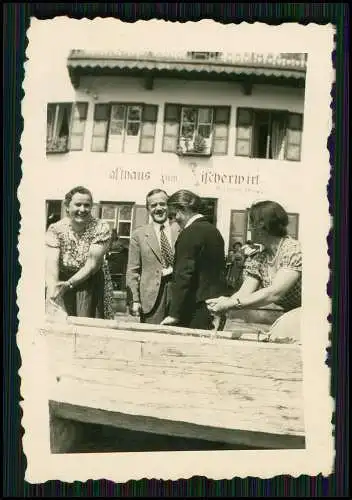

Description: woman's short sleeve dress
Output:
[242,236,302,312]
[46,217,114,319]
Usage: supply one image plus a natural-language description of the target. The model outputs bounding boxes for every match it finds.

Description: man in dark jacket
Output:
[161,190,227,330]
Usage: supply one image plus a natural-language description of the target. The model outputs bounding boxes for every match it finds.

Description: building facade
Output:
[44,50,307,297]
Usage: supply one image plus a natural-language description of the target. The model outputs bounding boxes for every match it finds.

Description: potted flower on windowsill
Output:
[46,136,69,154]
[177,134,212,157]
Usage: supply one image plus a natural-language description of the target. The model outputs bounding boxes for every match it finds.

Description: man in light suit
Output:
[161,190,227,330]
[126,189,180,324]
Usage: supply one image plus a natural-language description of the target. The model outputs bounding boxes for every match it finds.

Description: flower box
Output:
[176,134,212,157]
[46,137,69,154]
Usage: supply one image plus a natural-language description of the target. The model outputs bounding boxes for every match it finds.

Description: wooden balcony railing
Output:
[69,49,307,71]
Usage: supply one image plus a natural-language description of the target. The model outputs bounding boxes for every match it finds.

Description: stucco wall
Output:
[42,74,305,249]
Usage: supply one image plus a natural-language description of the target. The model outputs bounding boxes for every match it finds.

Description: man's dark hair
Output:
[145,188,168,207]
[64,186,93,206]
[167,190,202,214]
[249,200,289,237]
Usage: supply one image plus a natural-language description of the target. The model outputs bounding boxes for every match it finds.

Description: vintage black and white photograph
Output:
[19,19,334,482]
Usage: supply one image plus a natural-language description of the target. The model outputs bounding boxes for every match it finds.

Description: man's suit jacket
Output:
[126,222,180,314]
[169,217,227,322]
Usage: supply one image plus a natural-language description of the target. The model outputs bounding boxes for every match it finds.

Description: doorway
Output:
[199,198,217,225]
[46,200,63,229]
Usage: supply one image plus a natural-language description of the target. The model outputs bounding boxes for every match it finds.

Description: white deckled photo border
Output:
[18,18,334,483]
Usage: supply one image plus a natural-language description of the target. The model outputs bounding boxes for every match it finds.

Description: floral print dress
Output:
[46,217,114,319]
[242,236,302,312]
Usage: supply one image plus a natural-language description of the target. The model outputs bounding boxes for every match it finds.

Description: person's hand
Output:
[206,296,233,314]
[131,302,141,317]
[49,282,70,301]
[161,316,179,326]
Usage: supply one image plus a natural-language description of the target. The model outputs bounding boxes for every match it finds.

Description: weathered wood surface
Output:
[42,317,305,449]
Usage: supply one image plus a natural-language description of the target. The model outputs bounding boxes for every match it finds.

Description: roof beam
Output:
[241,81,253,96]
[144,74,154,90]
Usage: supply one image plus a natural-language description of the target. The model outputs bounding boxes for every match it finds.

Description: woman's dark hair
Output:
[167,190,202,214]
[232,241,242,251]
[146,189,168,207]
[64,186,93,206]
[249,200,289,237]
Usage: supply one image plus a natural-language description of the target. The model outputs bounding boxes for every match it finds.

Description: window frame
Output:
[99,201,135,240]
[235,106,303,161]
[91,102,158,154]
[162,103,231,156]
[46,102,88,154]
[228,209,250,251]
[286,212,300,239]
[68,102,89,151]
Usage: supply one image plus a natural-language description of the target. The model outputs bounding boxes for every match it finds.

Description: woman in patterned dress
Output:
[206,200,302,319]
[45,186,114,319]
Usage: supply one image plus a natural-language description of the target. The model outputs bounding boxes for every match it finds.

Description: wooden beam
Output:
[49,411,83,454]
[42,315,270,340]
[43,319,305,452]
[144,74,154,90]
[68,69,80,90]
[241,81,253,95]
[49,401,306,451]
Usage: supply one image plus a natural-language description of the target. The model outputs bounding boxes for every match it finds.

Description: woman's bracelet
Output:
[67,280,74,289]
[232,297,242,308]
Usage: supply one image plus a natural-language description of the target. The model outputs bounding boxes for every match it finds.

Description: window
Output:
[100,203,134,239]
[235,108,303,161]
[46,200,63,229]
[287,213,300,239]
[91,103,158,153]
[46,102,88,153]
[162,104,230,156]
[100,202,134,292]
[100,202,148,292]
[199,198,218,225]
[229,210,250,250]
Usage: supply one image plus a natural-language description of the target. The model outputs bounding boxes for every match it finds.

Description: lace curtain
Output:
[270,114,286,159]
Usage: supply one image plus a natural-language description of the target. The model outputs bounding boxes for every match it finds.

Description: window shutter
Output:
[285,113,303,161]
[287,213,299,239]
[235,108,253,157]
[229,210,248,249]
[46,104,56,140]
[213,106,230,155]
[162,104,181,152]
[132,204,148,230]
[68,102,88,151]
[91,104,110,152]
[139,105,158,153]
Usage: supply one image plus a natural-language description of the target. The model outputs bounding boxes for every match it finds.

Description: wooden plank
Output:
[41,321,295,350]
[50,401,305,450]
[49,372,304,436]
[42,319,305,447]
[64,315,270,340]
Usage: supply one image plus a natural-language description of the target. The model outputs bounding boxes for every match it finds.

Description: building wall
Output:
[44,75,305,250]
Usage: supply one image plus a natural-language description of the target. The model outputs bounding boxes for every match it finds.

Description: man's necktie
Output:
[160,225,174,268]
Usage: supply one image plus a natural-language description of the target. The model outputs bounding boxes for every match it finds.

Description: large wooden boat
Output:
[41,316,305,453]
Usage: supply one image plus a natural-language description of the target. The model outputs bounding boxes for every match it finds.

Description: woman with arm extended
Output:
[206,201,302,321]
[45,185,114,319]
